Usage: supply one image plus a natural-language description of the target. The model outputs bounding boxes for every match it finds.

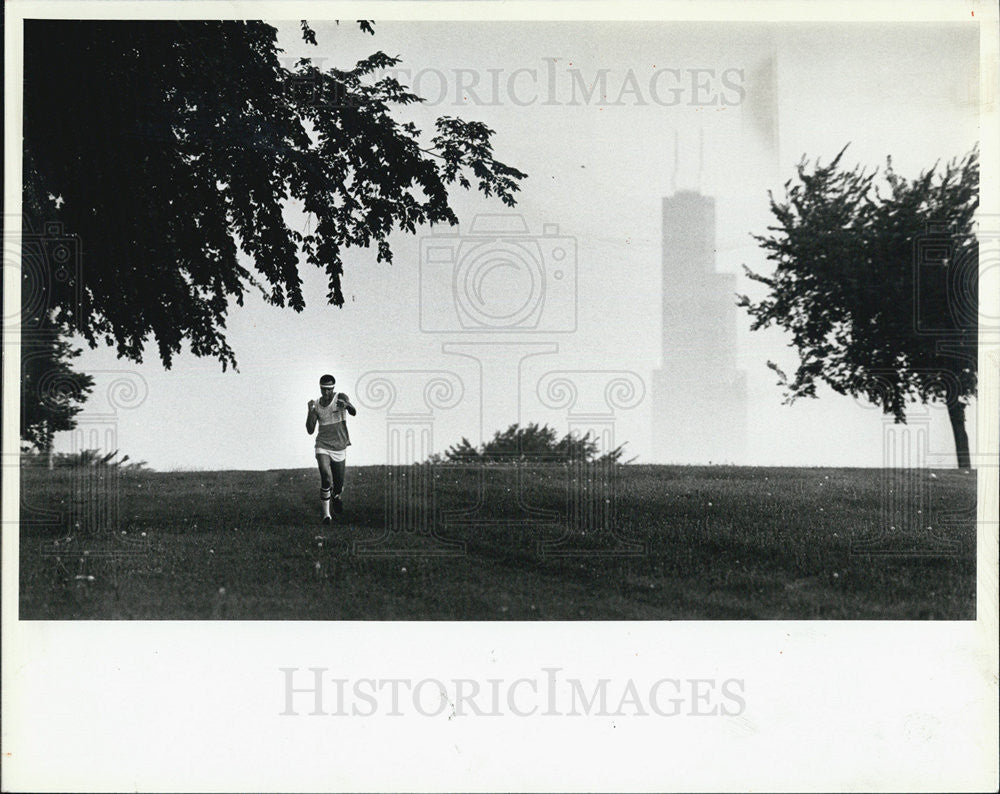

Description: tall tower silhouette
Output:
[652,190,747,463]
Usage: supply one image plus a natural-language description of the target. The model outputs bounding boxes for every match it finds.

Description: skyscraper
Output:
[652,191,747,463]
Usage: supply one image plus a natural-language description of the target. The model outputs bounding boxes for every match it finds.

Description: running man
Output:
[306,374,357,524]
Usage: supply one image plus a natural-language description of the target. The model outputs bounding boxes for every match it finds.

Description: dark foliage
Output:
[22,20,526,371]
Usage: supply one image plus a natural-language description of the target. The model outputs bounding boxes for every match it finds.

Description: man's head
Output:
[319,374,336,394]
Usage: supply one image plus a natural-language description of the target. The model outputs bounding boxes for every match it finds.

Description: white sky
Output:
[56,20,980,470]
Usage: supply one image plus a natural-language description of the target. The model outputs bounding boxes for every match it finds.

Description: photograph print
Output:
[9,11,990,621]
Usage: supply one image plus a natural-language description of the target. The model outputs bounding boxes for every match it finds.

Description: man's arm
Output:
[306,400,318,434]
[338,393,357,417]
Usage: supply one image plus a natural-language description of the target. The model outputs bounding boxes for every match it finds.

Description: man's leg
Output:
[316,454,334,523]
[331,458,346,514]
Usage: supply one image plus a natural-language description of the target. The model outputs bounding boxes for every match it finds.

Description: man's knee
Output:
[317,463,332,487]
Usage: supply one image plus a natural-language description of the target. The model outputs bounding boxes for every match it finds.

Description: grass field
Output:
[18,464,976,620]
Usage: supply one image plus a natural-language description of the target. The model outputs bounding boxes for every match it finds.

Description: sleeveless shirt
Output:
[314,393,351,451]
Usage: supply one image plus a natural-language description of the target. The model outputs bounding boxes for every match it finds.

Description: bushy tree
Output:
[739,146,978,468]
[431,423,632,464]
[20,333,95,454]
[22,20,526,370]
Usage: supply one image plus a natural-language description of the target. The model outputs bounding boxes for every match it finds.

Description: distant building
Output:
[652,191,747,463]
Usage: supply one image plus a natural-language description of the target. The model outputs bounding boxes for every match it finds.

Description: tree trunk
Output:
[46,421,54,470]
[946,401,971,470]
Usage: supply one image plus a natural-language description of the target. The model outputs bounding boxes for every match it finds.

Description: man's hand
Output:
[337,393,357,416]
[307,399,317,412]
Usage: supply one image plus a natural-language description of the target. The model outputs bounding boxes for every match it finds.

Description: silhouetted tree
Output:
[739,146,978,468]
[22,20,526,370]
[18,170,96,455]
[21,333,94,455]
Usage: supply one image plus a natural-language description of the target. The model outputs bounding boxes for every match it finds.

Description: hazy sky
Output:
[53,20,980,470]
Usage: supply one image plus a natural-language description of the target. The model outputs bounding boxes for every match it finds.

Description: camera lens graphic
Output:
[455,241,544,328]
[52,244,71,264]
[950,239,999,331]
[946,245,981,330]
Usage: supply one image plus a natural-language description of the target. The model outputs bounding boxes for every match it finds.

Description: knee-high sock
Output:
[320,485,332,517]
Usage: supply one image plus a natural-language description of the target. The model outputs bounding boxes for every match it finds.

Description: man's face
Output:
[320,385,336,400]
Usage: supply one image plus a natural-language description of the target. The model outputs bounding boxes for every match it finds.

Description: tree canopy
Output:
[430,423,632,465]
[22,20,527,370]
[738,146,978,467]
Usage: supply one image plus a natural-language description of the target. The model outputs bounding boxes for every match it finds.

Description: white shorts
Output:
[315,447,347,462]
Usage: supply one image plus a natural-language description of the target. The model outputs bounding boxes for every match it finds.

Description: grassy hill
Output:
[18,464,976,619]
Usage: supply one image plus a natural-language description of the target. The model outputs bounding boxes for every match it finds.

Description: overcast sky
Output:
[54,19,980,470]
